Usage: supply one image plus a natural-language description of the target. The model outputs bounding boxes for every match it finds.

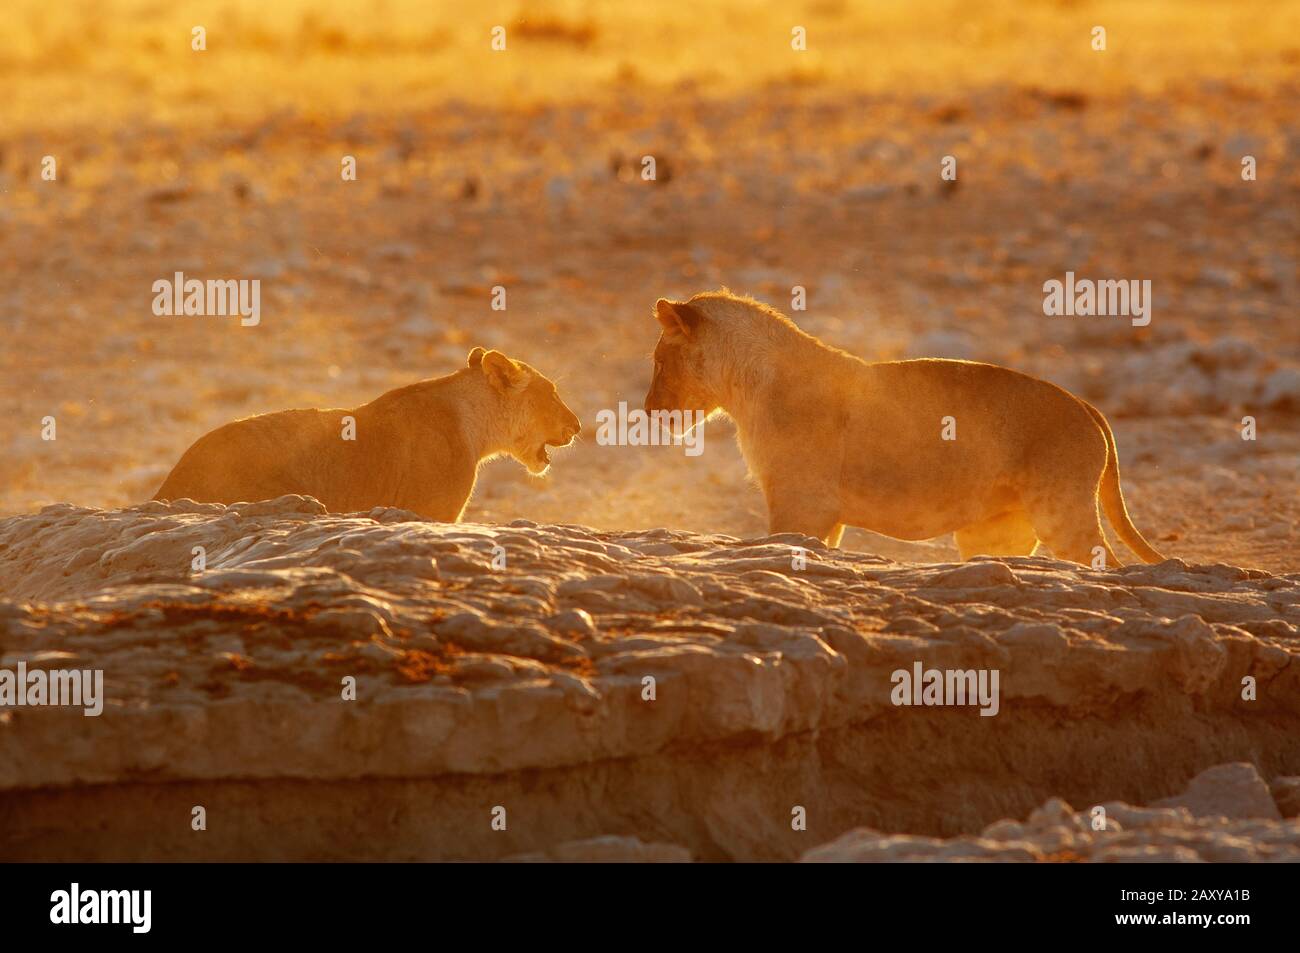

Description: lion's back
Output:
[835,358,1107,509]
[153,409,337,504]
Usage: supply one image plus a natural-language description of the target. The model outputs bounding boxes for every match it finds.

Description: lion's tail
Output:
[1080,400,1166,564]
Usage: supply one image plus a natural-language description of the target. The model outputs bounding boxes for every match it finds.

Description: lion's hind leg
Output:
[1021,486,1121,568]
[954,509,1040,560]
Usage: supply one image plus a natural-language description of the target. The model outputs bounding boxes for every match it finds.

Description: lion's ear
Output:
[467,347,486,368]
[655,299,703,339]
[481,350,528,392]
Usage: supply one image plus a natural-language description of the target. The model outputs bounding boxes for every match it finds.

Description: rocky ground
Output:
[1,496,1297,860]
[805,764,1300,863]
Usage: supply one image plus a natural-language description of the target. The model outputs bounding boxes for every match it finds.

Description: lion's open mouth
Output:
[532,431,576,469]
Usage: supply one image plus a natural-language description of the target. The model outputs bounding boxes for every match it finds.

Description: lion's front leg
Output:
[766,492,843,547]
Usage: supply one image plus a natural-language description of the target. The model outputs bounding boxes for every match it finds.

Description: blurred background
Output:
[0,0,1296,568]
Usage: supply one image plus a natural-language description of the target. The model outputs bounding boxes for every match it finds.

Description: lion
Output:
[643,291,1166,567]
[154,348,581,521]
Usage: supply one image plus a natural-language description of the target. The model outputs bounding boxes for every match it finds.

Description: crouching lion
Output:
[643,290,1166,567]
[154,348,581,520]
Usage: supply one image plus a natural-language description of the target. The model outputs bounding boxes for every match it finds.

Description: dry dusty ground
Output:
[0,0,1296,569]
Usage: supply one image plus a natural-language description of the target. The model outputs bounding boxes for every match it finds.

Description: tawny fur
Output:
[154,348,581,521]
[643,290,1165,567]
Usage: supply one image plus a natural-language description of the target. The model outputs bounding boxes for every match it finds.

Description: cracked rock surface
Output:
[1,496,1297,861]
